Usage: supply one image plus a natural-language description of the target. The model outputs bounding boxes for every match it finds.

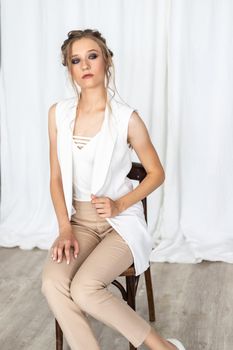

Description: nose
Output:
[81,58,90,71]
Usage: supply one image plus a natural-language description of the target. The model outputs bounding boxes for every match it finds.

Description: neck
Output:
[79,87,107,113]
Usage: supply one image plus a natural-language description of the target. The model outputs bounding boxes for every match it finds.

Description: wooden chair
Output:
[55,162,156,350]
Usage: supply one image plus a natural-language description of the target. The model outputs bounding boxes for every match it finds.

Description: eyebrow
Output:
[71,49,99,58]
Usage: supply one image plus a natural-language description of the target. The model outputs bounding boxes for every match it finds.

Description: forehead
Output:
[71,38,101,55]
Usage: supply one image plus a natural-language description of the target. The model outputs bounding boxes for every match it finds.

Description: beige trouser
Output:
[41,200,151,349]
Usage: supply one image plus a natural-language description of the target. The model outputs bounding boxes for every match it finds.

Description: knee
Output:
[41,275,70,298]
[70,277,104,312]
[41,275,56,297]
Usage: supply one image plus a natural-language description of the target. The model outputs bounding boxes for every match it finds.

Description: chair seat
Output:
[119,264,136,276]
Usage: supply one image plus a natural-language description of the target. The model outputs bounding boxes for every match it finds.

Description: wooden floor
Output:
[0,246,233,350]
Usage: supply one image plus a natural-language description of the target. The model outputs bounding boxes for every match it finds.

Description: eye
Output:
[71,53,98,65]
[71,58,80,64]
[89,53,98,59]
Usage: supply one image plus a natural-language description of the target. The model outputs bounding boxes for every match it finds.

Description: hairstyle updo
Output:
[61,29,115,97]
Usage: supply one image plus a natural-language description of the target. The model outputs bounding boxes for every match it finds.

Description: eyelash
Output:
[71,53,98,64]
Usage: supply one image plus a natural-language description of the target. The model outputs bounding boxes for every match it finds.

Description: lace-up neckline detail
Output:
[72,132,100,150]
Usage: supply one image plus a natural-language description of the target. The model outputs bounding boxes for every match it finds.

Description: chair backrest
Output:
[127,162,147,223]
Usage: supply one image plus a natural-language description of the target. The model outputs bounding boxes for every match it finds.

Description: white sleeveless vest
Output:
[55,91,153,275]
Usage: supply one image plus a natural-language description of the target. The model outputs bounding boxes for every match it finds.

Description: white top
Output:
[72,132,100,201]
[55,93,153,276]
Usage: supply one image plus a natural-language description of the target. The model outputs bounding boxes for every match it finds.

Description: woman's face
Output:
[69,38,106,90]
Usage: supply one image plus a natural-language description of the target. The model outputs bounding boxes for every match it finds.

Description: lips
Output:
[82,74,94,79]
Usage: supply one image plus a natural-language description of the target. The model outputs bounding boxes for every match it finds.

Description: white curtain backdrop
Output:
[0,0,232,265]
[151,0,233,263]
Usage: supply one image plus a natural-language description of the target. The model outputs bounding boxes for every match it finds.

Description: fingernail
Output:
[67,260,70,265]
[75,254,77,258]
[57,259,60,263]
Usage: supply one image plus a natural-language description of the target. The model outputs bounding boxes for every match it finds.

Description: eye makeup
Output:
[71,52,99,64]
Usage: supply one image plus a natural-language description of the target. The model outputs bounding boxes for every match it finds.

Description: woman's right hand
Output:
[51,224,79,265]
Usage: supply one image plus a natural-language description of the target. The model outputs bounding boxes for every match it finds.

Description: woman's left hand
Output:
[91,194,121,218]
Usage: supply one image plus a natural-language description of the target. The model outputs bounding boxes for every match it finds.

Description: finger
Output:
[97,211,109,218]
[57,246,64,263]
[73,240,79,258]
[93,203,105,209]
[96,208,107,214]
[98,213,108,218]
[64,243,71,264]
[92,197,106,204]
[52,246,58,261]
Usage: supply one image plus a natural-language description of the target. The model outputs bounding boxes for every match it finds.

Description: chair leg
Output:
[55,319,63,350]
[126,275,140,350]
[144,267,156,322]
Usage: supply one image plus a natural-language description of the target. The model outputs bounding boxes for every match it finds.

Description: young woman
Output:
[41,29,186,350]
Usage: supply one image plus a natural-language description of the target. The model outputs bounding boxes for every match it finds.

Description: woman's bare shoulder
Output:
[127,110,150,143]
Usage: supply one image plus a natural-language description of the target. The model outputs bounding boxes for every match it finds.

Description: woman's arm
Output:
[48,103,79,264]
[91,111,165,217]
[48,103,72,231]
[115,111,165,213]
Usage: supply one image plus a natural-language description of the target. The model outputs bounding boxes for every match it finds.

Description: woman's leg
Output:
[41,203,107,350]
[41,198,177,350]
[69,228,177,350]
[143,328,178,350]
[69,228,152,348]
